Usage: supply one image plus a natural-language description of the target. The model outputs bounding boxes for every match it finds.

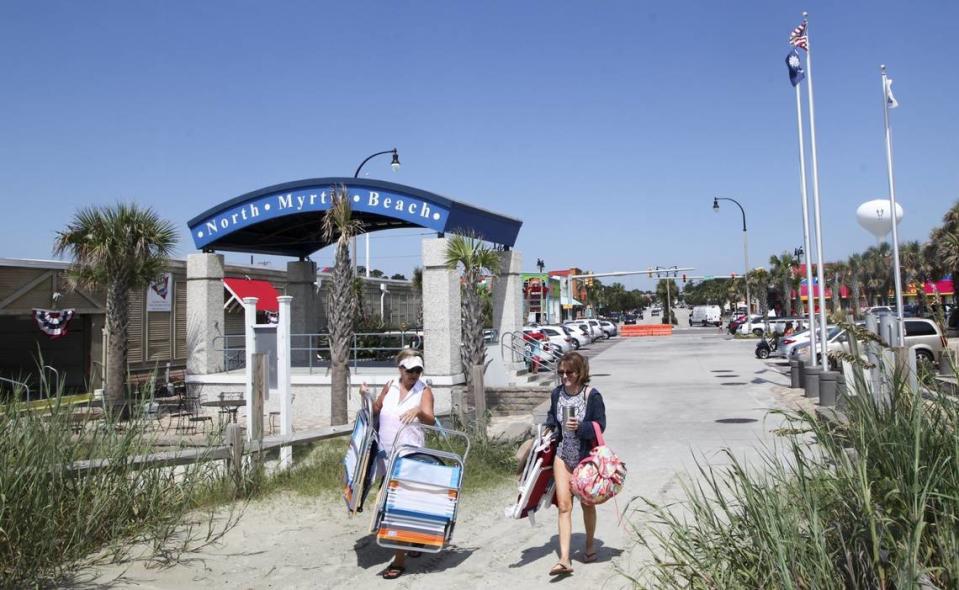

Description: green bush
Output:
[631,380,959,588]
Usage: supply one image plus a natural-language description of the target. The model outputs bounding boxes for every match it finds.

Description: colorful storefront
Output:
[522,273,562,324]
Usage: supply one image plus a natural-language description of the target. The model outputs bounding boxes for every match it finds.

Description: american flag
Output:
[789,19,808,51]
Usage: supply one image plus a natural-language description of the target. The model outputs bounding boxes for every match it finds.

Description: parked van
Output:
[690,305,722,327]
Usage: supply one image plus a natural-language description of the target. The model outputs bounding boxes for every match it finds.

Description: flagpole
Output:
[881,64,906,346]
[794,82,819,367]
[803,12,831,366]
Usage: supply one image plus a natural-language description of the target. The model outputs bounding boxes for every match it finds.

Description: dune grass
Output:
[0,390,244,588]
[630,368,958,589]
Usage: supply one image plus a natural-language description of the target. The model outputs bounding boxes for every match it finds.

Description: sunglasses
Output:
[401,366,423,374]
[558,370,577,376]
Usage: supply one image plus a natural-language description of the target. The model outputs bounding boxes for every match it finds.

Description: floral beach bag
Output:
[570,422,627,506]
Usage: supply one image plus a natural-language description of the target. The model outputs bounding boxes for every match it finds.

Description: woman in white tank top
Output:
[358,349,435,580]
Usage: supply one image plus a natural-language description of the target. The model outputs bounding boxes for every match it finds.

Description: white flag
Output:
[885,77,899,109]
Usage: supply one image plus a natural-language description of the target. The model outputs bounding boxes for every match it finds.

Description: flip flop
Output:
[382,565,405,580]
[549,562,574,576]
[582,551,598,563]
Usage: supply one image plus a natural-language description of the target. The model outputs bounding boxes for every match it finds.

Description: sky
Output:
[1,1,956,290]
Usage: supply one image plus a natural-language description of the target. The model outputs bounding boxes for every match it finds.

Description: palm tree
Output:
[769,252,797,317]
[747,267,771,331]
[409,266,424,327]
[445,234,500,399]
[828,261,849,316]
[322,185,363,426]
[655,279,678,324]
[53,204,176,415]
[847,253,865,318]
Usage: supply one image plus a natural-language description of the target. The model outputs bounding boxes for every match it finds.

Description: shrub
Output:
[631,378,958,588]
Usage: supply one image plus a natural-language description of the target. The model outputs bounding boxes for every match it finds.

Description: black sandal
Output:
[382,564,405,580]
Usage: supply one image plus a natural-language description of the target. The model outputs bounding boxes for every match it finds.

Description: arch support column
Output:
[186,252,225,375]
[421,238,462,378]
[286,260,318,365]
[493,249,524,366]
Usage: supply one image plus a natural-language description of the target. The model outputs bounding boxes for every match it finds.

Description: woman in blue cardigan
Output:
[543,351,606,576]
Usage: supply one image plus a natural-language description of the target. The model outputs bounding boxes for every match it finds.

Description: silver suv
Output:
[829,317,946,368]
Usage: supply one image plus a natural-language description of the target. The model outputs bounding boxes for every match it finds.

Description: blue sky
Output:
[1,1,955,290]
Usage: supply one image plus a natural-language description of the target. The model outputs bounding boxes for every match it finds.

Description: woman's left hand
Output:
[400,408,419,424]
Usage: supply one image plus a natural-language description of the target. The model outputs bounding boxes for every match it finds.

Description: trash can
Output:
[804,366,822,400]
[819,371,838,406]
[789,359,804,389]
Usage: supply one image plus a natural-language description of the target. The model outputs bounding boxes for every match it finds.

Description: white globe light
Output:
[856,199,904,239]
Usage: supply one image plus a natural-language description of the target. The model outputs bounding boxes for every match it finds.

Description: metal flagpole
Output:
[881,65,906,346]
[794,82,819,367]
[803,12,830,365]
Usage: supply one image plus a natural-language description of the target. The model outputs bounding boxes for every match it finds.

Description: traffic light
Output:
[682,274,687,283]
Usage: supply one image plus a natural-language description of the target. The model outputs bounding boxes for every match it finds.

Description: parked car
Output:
[586,319,607,340]
[566,320,602,342]
[690,305,722,327]
[555,324,588,349]
[599,320,618,337]
[783,326,840,360]
[536,325,575,353]
[736,313,779,337]
[787,318,944,368]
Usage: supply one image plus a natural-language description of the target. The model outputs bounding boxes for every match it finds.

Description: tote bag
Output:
[570,422,627,506]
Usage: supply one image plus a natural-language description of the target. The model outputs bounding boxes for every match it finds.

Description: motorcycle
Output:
[755,335,778,359]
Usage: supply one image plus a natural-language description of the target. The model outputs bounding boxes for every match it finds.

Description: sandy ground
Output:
[78,315,814,589]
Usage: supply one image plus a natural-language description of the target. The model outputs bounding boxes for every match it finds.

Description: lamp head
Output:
[390,148,401,172]
[712,197,720,212]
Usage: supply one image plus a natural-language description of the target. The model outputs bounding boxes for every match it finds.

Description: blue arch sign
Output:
[188,178,522,258]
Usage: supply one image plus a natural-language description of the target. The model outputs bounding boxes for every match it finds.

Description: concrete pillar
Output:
[422,238,461,377]
[186,253,224,376]
[286,260,318,365]
[492,249,524,358]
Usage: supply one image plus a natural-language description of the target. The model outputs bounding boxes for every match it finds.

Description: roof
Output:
[188,178,523,258]
[223,277,280,313]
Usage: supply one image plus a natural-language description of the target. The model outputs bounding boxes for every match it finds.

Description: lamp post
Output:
[353,148,401,277]
[713,197,750,316]
[536,258,545,323]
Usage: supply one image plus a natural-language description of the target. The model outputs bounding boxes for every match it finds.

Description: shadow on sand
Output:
[352,533,476,575]
[508,533,622,570]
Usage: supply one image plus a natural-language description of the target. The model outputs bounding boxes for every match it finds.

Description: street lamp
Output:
[353,148,401,277]
[713,197,751,315]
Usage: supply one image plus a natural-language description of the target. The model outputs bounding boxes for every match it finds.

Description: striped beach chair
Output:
[371,423,470,553]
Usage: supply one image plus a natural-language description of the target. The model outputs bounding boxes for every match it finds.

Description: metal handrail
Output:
[214,330,424,373]
[0,376,31,403]
[501,331,560,375]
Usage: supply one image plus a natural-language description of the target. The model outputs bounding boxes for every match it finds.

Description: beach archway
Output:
[188,178,522,257]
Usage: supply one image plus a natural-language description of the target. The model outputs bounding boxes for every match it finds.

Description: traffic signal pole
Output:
[562,266,695,319]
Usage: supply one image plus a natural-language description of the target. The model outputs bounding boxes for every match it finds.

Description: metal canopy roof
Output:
[187,178,523,258]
